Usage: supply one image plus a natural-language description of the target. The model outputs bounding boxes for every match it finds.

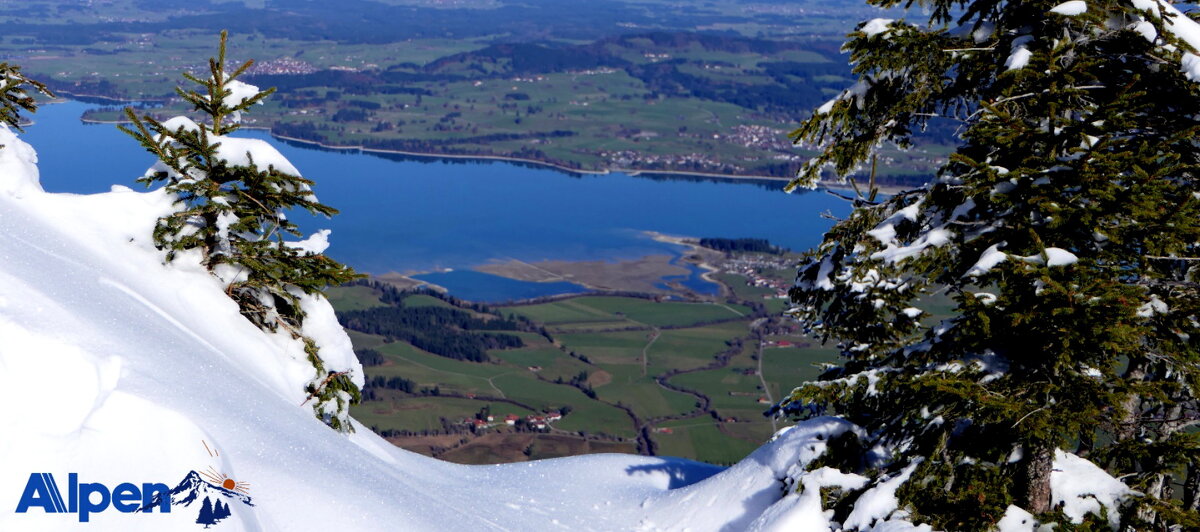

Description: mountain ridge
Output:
[138,471,254,512]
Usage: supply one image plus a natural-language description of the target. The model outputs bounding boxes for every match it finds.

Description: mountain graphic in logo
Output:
[137,471,254,527]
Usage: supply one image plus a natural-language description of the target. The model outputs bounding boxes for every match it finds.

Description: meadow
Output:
[333,282,841,465]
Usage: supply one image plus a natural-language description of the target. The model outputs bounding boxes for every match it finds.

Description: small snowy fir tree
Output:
[120,32,363,432]
[780,0,1200,529]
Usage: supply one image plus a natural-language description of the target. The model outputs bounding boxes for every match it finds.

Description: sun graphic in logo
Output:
[200,441,251,495]
[199,467,251,494]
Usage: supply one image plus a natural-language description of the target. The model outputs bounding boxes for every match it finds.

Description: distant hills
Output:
[5,0,942,185]
[1,0,879,45]
[248,32,853,118]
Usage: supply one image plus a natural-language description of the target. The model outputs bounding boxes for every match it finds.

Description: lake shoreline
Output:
[35,99,849,304]
[475,253,688,295]
[73,106,911,195]
[644,231,727,296]
[386,231,729,301]
[79,113,795,182]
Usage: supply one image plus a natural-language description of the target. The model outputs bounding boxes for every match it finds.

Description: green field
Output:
[672,365,764,412]
[334,276,835,464]
[327,282,832,463]
[555,330,651,364]
[490,347,589,379]
[347,330,388,350]
[509,296,749,329]
[373,342,506,395]
[715,272,790,314]
[362,338,640,438]
[648,321,748,372]
[535,301,753,422]
[353,395,535,433]
[652,420,761,465]
[759,345,840,401]
[593,366,699,420]
[400,294,457,309]
[324,285,385,311]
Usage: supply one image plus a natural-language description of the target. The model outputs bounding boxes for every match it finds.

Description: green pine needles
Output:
[783,1,1200,529]
[0,61,51,132]
[121,31,363,433]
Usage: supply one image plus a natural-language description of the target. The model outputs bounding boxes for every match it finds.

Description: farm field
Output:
[355,330,640,439]
[323,284,386,311]
[714,272,790,314]
[758,343,839,401]
[331,275,843,465]
[652,419,761,465]
[507,296,750,330]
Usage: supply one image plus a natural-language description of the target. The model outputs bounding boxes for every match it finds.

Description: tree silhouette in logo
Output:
[196,497,216,528]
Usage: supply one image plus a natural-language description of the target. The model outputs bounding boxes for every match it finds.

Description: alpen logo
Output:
[14,472,171,522]
[15,441,254,527]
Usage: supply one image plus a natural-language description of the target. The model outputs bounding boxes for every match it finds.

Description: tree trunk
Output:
[1115,359,1147,442]
[202,210,221,270]
[1185,461,1200,513]
[1019,442,1054,514]
[1136,473,1167,525]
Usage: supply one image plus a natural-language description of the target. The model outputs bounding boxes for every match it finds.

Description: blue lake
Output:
[25,101,848,301]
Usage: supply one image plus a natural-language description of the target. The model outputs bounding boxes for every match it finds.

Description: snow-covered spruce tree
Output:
[120,32,363,432]
[779,1,1200,529]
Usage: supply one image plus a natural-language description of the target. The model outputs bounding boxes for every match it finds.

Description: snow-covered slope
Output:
[0,122,851,531]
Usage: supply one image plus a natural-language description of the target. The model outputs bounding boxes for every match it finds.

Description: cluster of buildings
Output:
[569,67,620,76]
[600,149,738,172]
[724,268,789,299]
[726,124,792,152]
[463,412,564,431]
[742,5,810,16]
[248,58,319,76]
[720,255,801,300]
